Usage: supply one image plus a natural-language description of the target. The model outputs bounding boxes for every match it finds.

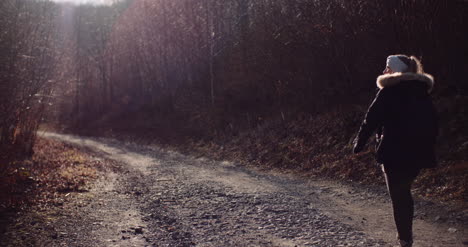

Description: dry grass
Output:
[0,138,101,211]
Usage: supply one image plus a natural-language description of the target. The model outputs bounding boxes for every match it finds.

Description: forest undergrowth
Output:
[0,138,103,231]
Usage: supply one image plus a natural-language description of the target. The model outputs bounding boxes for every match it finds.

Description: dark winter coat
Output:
[353,72,438,170]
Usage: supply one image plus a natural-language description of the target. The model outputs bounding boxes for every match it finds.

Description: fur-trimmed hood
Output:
[376,72,435,93]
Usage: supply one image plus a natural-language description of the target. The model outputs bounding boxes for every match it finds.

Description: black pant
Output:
[382,165,420,242]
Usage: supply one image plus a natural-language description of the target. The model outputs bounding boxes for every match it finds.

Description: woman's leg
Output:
[382,165,420,245]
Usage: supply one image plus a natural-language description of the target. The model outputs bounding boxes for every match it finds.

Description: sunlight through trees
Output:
[1,0,467,165]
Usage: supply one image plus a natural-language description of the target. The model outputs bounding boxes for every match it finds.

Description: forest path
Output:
[38,132,466,247]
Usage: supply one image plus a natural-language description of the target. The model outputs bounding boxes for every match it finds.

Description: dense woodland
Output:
[1,0,467,187]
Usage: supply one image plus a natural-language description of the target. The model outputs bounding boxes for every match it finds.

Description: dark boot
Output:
[399,239,413,247]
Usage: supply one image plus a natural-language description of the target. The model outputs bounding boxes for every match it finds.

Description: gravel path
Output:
[29,132,467,247]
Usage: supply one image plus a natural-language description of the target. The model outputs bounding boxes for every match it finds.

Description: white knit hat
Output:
[386,55,408,73]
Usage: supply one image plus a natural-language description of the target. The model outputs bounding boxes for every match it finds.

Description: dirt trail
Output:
[23,132,467,246]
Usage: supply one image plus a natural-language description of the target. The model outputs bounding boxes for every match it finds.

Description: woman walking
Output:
[353,55,438,247]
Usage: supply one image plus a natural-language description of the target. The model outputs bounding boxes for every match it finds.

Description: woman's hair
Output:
[395,54,424,73]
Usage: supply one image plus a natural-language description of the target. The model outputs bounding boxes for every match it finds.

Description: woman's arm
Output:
[353,89,387,153]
